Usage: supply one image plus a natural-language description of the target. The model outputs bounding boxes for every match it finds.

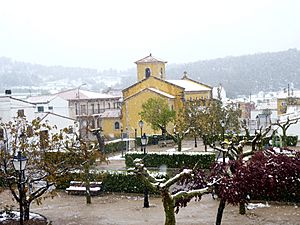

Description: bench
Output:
[158,140,174,147]
[66,181,102,195]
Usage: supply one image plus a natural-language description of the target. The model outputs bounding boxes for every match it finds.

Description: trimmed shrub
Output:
[125,152,216,169]
[56,170,166,194]
[104,141,126,154]
[286,135,298,146]
[101,171,164,194]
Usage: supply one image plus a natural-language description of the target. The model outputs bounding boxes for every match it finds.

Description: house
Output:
[56,89,122,138]
[0,94,35,122]
[26,95,77,132]
[122,54,212,137]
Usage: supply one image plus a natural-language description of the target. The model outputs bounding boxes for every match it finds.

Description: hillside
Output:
[1,49,300,97]
[167,48,300,97]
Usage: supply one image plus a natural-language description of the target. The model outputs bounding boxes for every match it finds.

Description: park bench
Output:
[65,181,102,195]
[158,140,174,147]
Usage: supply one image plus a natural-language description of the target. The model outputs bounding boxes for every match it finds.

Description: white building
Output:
[26,95,76,132]
[0,95,35,122]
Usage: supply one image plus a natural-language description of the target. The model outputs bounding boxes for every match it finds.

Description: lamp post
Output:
[220,120,225,141]
[13,151,28,225]
[140,133,149,208]
[134,129,137,151]
[138,120,144,152]
[220,120,226,164]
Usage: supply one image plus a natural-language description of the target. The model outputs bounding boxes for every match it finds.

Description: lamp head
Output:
[13,151,27,171]
[138,120,144,128]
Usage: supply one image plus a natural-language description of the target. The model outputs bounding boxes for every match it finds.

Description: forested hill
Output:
[0,49,300,97]
[167,48,300,97]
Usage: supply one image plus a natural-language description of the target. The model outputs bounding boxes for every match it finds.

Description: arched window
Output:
[114,121,120,130]
[145,68,151,78]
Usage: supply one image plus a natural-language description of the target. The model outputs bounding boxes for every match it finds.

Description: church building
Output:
[122,54,212,137]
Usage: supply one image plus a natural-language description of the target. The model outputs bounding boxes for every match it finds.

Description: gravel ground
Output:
[1,141,299,225]
[1,190,299,225]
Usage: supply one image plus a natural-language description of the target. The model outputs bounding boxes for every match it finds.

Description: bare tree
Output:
[272,117,298,147]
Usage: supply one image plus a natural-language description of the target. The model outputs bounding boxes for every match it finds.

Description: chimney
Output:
[5,90,12,95]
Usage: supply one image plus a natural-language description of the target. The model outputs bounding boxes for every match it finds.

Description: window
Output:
[114,122,120,130]
[145,68,151,78]
[48,106,53,111]
[160,68,163,78]
[37,106,44,112]
[97,103,100,113]
[80,105,87,115]
[91,103,95,114]
[75,103,78,115]
[17,109,25,117]
[108,103,111,109]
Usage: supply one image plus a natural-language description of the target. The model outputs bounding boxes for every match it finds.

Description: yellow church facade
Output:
[121,54,212,137]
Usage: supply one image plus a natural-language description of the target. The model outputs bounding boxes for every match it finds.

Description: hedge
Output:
[125,152,216,169]
[104,141,126,154]
[56,170,166,194]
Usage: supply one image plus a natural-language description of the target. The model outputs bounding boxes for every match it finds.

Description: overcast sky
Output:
[0,0,299,70]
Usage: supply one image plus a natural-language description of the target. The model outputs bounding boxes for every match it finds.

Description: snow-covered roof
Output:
[147,88,175,99]
[57,89,121,100]
[27,95,57,103]
[123,87,175,101]
[166,79,211,92]
[94,109,121,118]
[135,54,167,64]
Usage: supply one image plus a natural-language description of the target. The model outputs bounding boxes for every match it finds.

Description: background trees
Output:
[184,99,241,150]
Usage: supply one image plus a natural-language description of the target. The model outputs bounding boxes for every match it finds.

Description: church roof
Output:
[166,79,212,92]
[147,88,175,99]
[123,87,175,101]
[135,54,167,64]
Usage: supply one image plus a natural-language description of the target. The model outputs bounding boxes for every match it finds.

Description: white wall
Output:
[0,97,35,123]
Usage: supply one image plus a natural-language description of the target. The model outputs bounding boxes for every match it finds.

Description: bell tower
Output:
[135,54,167,82]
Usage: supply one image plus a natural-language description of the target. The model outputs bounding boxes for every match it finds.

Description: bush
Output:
[286,135,298,146]
[125,152,216,169]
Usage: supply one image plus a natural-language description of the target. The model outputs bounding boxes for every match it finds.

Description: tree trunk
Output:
[216,198,226,225]
[162,191,176,225]
[84,164,92,204]
[177,138,182,152]
[282,130,287,147]
[24,201,30,221]
[239,202,246,215]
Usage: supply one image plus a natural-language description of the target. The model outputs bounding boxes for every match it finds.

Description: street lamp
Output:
[13,151,28,225]
[141,133,148,154]
[138,120,144,152]
[220,120,225,141]
[140,133,149,208]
